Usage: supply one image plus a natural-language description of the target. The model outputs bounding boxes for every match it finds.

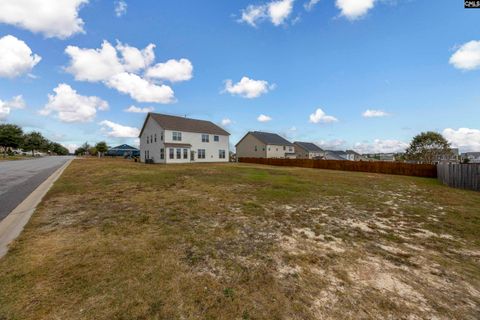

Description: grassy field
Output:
[0,159,479,319]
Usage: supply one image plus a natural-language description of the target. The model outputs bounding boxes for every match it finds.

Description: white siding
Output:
[140,117,229,164]
[266,144,294,158]
[140,117,165,163]
[164,130,229,163]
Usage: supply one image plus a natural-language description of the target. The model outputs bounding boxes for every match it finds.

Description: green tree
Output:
[0,124,24,157]
[51,142,69,155]
[95,141,108,157]
[23,131,47,157]
[405,131,451,164]
[88,147,98,156]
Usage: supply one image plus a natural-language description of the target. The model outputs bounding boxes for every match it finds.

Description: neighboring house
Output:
[323,150,346,161]
[106,144,140,157]
[139,113,230,164]
[436,148,460,163]
[363,153,397,162]
[345,150,366,161]
[461,152,480,163]
[294,142,324,159]
[236,131,294,159]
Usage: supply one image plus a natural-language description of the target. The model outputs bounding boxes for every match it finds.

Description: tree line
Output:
[0,123,69,157]
[74,141,108,157]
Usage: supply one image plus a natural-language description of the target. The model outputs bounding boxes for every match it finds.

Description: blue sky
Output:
[0,0,479,153]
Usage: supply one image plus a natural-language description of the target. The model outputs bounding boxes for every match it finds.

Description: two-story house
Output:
[293,142,324,159]
[139,113,230,163]
[235,131,295,159]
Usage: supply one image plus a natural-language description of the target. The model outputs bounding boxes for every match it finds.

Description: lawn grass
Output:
[0,158,479,319]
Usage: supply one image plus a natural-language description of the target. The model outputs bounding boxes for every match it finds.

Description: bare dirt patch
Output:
[0,159,479,319]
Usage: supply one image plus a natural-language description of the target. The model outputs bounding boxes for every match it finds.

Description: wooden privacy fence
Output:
[238,158,437,178]
[437,163,480,191]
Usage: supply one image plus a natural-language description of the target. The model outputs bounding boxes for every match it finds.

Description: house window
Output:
[173,132,182,141]
[219,150,226,159]
[202,134,209,142]
[160,132,164,141]
[183,148,188,159]
[198,149,206,159]
[169,148,174,159]
[144,150,147,159]
[151,135,153,143]
[147,136,149,144]
[176,148,181,159]
[255,146,257,152]
[160,148,165,160]
[154,134,157,142]
[283,146,286,150]
[268,147,270,151]
[214,135,219,142]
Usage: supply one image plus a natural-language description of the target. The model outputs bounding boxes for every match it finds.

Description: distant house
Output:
[461,152,480,163]
[345,150,365,161]
[236,131,295,159]
[363,153,397,162]
[106,144,140,157]
[294,142,324,159]
[436,148,460,163]
[139,113,230,163]
[323,150,346,161]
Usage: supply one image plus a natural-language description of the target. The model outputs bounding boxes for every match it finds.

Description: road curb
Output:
[0,158,73,258]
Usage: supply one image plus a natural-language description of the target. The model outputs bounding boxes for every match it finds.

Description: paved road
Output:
[0,156,73,221]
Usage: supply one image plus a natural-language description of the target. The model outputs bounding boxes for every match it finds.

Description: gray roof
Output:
[140,113,230,137]
[346,149,361,156]
[239,131,293,146]
[108,144,139,151]
[294,142,323,152]
[324,151,346,160]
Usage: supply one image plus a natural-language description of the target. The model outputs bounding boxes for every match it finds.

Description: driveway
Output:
[0,156,73,221]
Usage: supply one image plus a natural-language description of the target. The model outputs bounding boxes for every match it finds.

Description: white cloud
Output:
[114,0,127,17]
[116,42,155,73]
[65,40,188,104]
[40,84,108,123]
[336,0,375,20]
[241,5,266,27]
[268,0,295,26]
[257,114,272,122]
[224,76,275,99]
[362,109,389,118]
[64,143,79,154]
[443,128,480,152]
[107,72,175,103]
[240,0,294,27]
[0,0,88,39]
[317,139,346,150]
[304,0,321,11]
[0,35,41,78]
[353,139,408,154]
[309,108,338,123]
[124,105,154,113]
[65,41,124,82]
[146,58,193,82]
[0,95,26,121]
[449,40,480,71]
[100,120,140,138]
[221,118,232,126]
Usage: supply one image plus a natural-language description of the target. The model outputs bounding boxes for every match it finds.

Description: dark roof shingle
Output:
[294,141,323,152]
[247,131,293,146]
[141,113,230,137]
